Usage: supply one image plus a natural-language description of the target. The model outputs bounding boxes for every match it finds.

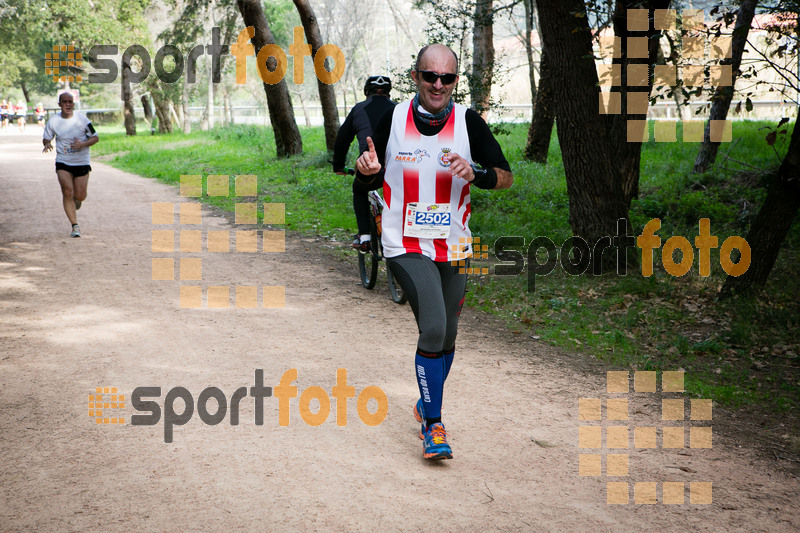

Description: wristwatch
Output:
[470,163,487,179]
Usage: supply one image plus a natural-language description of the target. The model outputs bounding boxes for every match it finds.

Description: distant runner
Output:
[42,93,98,238]
[35,102,46,128]
[0,99,10,131]
[15,99,27,133]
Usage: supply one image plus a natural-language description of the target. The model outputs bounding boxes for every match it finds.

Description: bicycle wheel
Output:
[388,265,407,304]
[360,209,382,289]
[358,248,379,289]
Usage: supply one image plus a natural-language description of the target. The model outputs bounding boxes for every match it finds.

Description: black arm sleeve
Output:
[354,107,393,186]
[351,107,372,152]
[332,110,357,171]
[372,108,393,168]
[465,109,511,172]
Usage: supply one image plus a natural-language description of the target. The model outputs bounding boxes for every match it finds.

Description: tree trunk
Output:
[523,0,536,103]
[154,105,166,133]
[720,116,800,297]
[221,13,237,127]
[153,93,173,133]
[693,0,759,174]
[470,0,494,118]
[170,102,181,129]
[182,80,192,134]
[206,8,216,129]
[237,0,302,157]
[227,91,234,125]
[661,33,684,119]
[141,94,153,133]
[524,50,554,163]
[207,58,215,129]
[121,55,136,136]
[200,105,209,131]
[293,0,340,149]
[608,0,672,208]
[20,81,30,104]
[221,85,230,126]
[141,95,153,121]
[535,0,629,269]
[296,91,311,127]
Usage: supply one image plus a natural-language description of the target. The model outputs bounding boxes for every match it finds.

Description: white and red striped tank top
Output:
[381,100,473,262]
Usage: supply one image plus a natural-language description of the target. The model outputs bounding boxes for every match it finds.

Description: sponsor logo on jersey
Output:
[394,149,431,164]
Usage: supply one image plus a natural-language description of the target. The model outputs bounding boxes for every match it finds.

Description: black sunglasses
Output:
[417,70,458,85]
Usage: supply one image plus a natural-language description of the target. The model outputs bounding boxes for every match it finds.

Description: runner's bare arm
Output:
[494,168,513,189]
[70,136,99,150]
[42,138,53,153]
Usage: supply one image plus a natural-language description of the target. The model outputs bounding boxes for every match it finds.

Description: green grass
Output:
[96,124,356,234]
[94,119,800,418]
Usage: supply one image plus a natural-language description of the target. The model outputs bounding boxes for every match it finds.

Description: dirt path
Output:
[0,132,797,531]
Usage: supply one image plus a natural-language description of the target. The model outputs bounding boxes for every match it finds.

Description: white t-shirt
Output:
[43,112,97,166]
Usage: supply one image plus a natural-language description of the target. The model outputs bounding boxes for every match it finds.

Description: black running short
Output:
[56,162,92,177]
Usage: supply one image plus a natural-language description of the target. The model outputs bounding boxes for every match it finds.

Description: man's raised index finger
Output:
[366,136,376,154]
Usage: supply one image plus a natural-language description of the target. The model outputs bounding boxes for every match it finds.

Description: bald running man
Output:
[357,43,513,460]
[43,93,98,238]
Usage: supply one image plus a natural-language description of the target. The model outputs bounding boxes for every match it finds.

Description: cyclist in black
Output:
[332,75,396,252]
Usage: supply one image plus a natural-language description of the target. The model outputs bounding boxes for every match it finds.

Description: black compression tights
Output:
[386,253,467,353]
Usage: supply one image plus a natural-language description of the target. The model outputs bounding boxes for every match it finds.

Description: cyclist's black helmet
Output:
[364,75,392,96]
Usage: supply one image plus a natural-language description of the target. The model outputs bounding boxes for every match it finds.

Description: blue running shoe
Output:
[422,422,452,460]
[413,398,425,439]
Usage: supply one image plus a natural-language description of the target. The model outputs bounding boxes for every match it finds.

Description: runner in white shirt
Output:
[0,99,10,131]
[357,44,513,460]
[42,93,99,238]
[16,99,27,132]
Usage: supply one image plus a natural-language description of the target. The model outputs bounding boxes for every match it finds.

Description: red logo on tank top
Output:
[438,148,451,167]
